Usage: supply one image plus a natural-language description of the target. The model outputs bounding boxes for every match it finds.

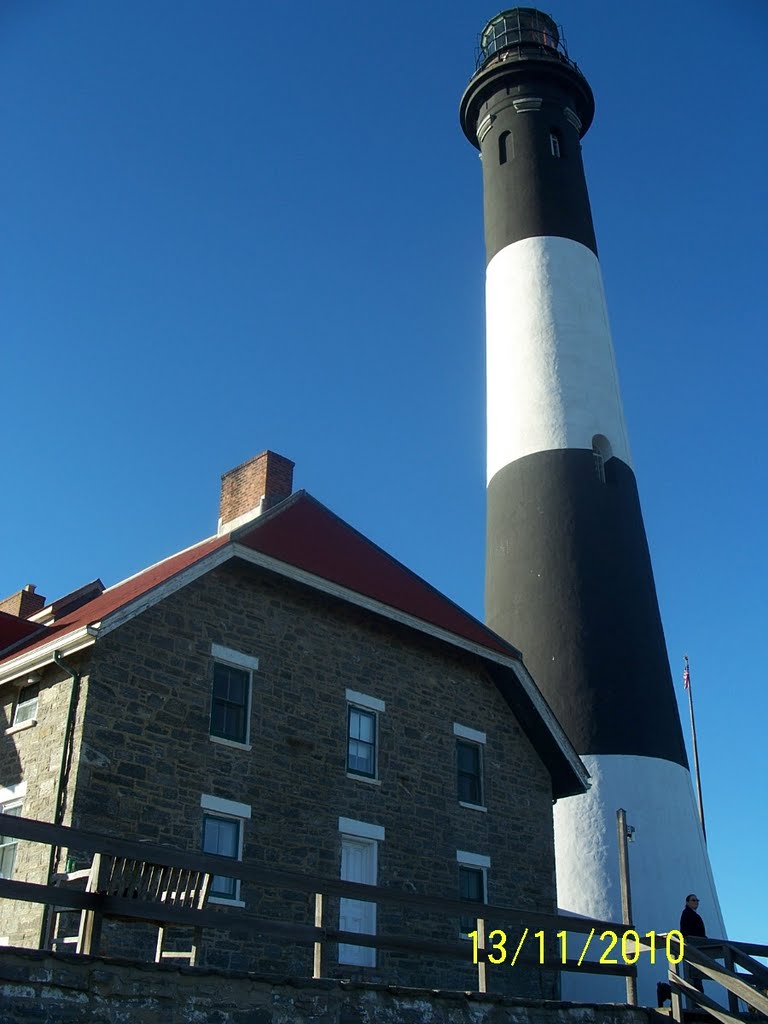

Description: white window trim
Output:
[0,782,26,803]
[346,773,381,786]
[456,850,491,868]
[453,723,486,745]
[5,719,37,737]
[345,689,385,713]
[459,801,487,813]
[200,794,252,819]
[338,817,385,842]
[201,793,250,905]
[209,645,256,748]
[211,643,259,671]
[209,735,252,752]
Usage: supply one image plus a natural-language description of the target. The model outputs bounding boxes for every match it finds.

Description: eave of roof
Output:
[0,533,228,675]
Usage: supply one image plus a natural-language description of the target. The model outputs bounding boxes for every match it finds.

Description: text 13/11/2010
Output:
[467,928,685,968]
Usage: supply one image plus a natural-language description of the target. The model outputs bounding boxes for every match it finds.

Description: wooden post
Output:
[313,893,324,979]
[723,945,740,1014]
[669,959,683,1023]
[476,917,487,994]
[77,853,106,956]
[616,809,637,1005]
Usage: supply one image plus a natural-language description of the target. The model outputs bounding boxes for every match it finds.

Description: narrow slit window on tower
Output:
[592,447,606,483]
[549,130,562,158]
[498,129,513,164]
[592,434,613,484]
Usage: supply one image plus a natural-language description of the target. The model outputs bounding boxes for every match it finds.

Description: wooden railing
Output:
[667,935,768,1022]
[0,813,640,995]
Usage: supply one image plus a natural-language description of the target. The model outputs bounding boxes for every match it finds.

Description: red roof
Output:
[0,611,42,652]
[0,534,228,667]
[0,492,518,668]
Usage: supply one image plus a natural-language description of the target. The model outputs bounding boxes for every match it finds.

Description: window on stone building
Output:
[209,644,258,748]
[347,707,376,778]
[457,852,489,937]
[345,690,384,781]
[338,817,383,967]
[200,794,251,904]
[454,722,486,808]
[457,741,483,805]
[0,799,23,880]
[12,684,39,727]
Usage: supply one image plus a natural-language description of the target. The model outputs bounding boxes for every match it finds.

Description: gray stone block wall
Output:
[3,560,559,995]
[0,659,89,948]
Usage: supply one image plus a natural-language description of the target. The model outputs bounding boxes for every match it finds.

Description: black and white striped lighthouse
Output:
[460,9,723,1000]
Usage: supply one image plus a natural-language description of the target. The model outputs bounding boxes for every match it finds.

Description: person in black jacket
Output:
[680,894,706,992]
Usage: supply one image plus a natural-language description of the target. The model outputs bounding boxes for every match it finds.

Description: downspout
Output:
[37,650,81,948]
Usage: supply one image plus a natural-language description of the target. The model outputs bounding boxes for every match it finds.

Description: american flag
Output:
[683,663,690,690]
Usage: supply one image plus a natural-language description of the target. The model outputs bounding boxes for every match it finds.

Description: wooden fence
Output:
[0,813,639,997]
[667,935,768,1023]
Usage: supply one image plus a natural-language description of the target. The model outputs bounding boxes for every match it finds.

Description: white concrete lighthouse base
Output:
[554,753,724,1006]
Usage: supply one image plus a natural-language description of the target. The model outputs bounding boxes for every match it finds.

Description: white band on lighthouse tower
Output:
[486,235,632,485]
[555,752,726,1005]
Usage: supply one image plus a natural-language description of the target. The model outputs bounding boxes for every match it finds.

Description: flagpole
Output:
[684,655,707,842]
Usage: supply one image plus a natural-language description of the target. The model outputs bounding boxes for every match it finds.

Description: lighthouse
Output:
[459,8,724,1001]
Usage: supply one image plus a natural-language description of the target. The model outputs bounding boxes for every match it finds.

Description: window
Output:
[457,850,489,936]
[457,741,484,806]
[592,434,612,485]
[454,724,486,808]
[338,818,383,967]
[13,684,39,727]
[0,784,25,880]
[347,707,376,777]
[200,794,250,904]
[209,644,258,747]
[498,129,513,164]
[550,130,562,158]
[592,447,606,483]
[345,690,384,781]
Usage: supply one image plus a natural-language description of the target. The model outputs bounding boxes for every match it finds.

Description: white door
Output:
[339,837,376,967]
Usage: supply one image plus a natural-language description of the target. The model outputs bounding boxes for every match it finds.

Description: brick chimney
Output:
[0,584,46,619]
[218,451,295,534]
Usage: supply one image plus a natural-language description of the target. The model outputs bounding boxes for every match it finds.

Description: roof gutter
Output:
[0,626,97,688]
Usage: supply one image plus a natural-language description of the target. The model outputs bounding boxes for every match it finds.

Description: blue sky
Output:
[2,1,766,947]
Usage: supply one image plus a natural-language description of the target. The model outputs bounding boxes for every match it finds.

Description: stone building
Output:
[0,451,587,993]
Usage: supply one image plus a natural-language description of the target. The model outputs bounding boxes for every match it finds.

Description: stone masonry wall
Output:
[69,560,558,997]
[0,655,91,947]
[0,947,656,1024]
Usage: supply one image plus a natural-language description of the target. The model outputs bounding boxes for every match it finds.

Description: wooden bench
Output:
[50,853,212,964]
